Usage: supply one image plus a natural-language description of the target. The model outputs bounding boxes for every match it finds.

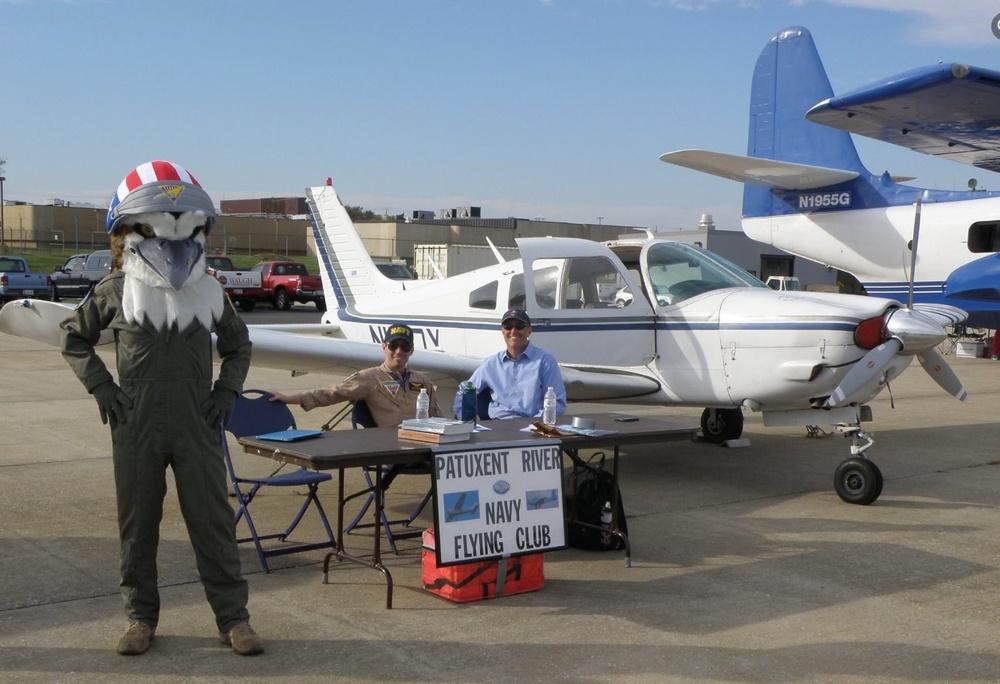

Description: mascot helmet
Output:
[106,160,217,235]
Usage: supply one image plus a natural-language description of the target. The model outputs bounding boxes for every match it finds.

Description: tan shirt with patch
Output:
[294,363,442,427]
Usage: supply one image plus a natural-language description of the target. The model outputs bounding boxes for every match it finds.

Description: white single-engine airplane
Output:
[0,178,970,505]
[661,26,1000,329]
[287,180,969,505]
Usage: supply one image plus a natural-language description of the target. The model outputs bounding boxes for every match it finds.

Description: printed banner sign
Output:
[431,440,566,566]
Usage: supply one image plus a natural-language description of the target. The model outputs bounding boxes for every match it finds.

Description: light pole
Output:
[0,176,5,249]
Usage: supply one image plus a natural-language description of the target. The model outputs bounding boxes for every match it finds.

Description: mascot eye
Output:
[135,224,156,239]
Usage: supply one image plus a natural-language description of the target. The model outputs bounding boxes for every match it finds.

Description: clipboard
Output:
[254,429,325,442]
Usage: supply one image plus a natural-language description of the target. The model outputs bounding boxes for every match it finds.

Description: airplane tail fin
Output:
[306,180,407,311]
[743,26,869,216]
[661,27,877,217]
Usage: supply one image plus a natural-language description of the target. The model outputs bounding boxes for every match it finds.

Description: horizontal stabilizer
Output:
[660,150,858,190]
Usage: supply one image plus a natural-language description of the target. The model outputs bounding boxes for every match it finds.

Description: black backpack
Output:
[563,453,628,551]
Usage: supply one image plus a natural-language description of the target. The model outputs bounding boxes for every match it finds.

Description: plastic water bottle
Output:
[416,388,430,420]
[542,386,557,425]
[459,381,477,422]
[600,501,613,546]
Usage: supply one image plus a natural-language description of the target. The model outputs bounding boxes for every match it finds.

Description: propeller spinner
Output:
[827,193,968,408]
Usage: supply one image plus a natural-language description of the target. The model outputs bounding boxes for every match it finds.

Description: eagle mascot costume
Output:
[60,160,263,656]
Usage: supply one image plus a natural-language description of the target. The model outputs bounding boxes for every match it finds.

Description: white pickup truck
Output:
[205,255,264,312]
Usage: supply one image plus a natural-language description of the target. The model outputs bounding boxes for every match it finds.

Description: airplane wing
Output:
[248,327,660,402]
[0,299,115,347]
[659,150,858,190]
[805,63,1000,172]
[0,300,660,402]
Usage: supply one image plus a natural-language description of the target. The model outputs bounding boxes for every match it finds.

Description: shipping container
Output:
[413,243,520,279]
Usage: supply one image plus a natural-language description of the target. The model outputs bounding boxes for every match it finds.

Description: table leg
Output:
[608,446,631,567]
[321,465,395,609]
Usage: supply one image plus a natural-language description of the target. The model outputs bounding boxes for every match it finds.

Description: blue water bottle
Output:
[459,381,477,422]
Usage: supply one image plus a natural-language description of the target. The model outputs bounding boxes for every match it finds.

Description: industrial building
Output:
[0,198,851,291]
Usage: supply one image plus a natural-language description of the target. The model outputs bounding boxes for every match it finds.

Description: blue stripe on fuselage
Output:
[332,307,860,342]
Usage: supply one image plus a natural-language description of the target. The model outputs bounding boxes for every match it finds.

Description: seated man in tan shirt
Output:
[269,323,441,426]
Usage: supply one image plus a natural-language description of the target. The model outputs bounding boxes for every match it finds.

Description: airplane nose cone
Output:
[884,308,947,353]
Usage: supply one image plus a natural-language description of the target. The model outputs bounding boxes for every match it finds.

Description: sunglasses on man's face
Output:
[502,321,527,331]
[387,340,413,352]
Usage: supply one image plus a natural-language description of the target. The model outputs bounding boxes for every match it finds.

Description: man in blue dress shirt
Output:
[455,308,567,420]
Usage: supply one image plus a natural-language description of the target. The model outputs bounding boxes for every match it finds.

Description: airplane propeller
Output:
[916,348,968,401]
[827,193,969,408]
[827,338,901,408]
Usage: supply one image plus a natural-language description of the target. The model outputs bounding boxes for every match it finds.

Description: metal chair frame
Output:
[222,389,337,572]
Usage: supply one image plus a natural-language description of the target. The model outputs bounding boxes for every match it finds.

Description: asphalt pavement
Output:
[2,324,1000,683]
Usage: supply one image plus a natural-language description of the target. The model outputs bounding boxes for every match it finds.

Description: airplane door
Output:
[515,237,656,368]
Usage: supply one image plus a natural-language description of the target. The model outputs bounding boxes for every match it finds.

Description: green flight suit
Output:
[61,272,253,632]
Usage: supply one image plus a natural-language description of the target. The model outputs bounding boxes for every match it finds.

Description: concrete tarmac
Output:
[2,329,1000,683]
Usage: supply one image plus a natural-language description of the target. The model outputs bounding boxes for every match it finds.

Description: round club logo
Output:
[992,14,1000,40]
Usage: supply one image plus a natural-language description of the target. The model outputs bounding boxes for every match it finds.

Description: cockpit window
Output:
[645,242,764,306]
[529,256,628,310]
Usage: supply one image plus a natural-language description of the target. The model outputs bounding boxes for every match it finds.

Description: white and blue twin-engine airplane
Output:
[662,26,1000,329]
[0,177,971,506]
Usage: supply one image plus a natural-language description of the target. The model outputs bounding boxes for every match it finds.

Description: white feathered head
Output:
[106,161,224,330]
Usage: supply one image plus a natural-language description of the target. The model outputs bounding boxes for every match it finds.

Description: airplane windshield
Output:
[645,242,764,306]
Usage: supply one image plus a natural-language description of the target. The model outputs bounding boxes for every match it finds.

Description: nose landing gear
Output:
[832,424,883,505]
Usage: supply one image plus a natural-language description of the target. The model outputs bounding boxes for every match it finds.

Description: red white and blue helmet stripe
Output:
[106,160,216,234]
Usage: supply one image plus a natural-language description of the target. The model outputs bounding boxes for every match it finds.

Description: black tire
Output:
[238,299,256,312]
[315,298,327,312]
[700,407,744,444]
[273,289,291,311]
[50,285,61,302]
[833,457,883,505]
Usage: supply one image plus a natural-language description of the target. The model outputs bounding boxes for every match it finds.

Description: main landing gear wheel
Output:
[833,457,884,505]
[700,408,744,444]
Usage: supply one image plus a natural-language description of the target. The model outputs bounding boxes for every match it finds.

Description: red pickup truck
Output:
[251,261,326,311]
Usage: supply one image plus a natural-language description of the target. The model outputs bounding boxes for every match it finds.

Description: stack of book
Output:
[398,417,475,444]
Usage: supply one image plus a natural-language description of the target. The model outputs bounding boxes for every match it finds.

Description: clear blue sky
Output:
[4,0,1000,231]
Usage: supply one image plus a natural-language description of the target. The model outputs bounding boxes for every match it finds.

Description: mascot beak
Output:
[132,237,204,291]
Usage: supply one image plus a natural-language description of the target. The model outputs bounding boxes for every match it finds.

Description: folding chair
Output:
[222,389,338,572]
[476,388,492,421]
[343,400,432,554]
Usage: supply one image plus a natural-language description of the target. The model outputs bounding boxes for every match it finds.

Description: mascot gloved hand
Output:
[202,388,238,429]
[91,381,134,428]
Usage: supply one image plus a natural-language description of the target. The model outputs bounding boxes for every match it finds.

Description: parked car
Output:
[614,286,634,307]
[0,255,52,304]
[49,249,112,301]
[251,261,326,311]
[205,255,264,312]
